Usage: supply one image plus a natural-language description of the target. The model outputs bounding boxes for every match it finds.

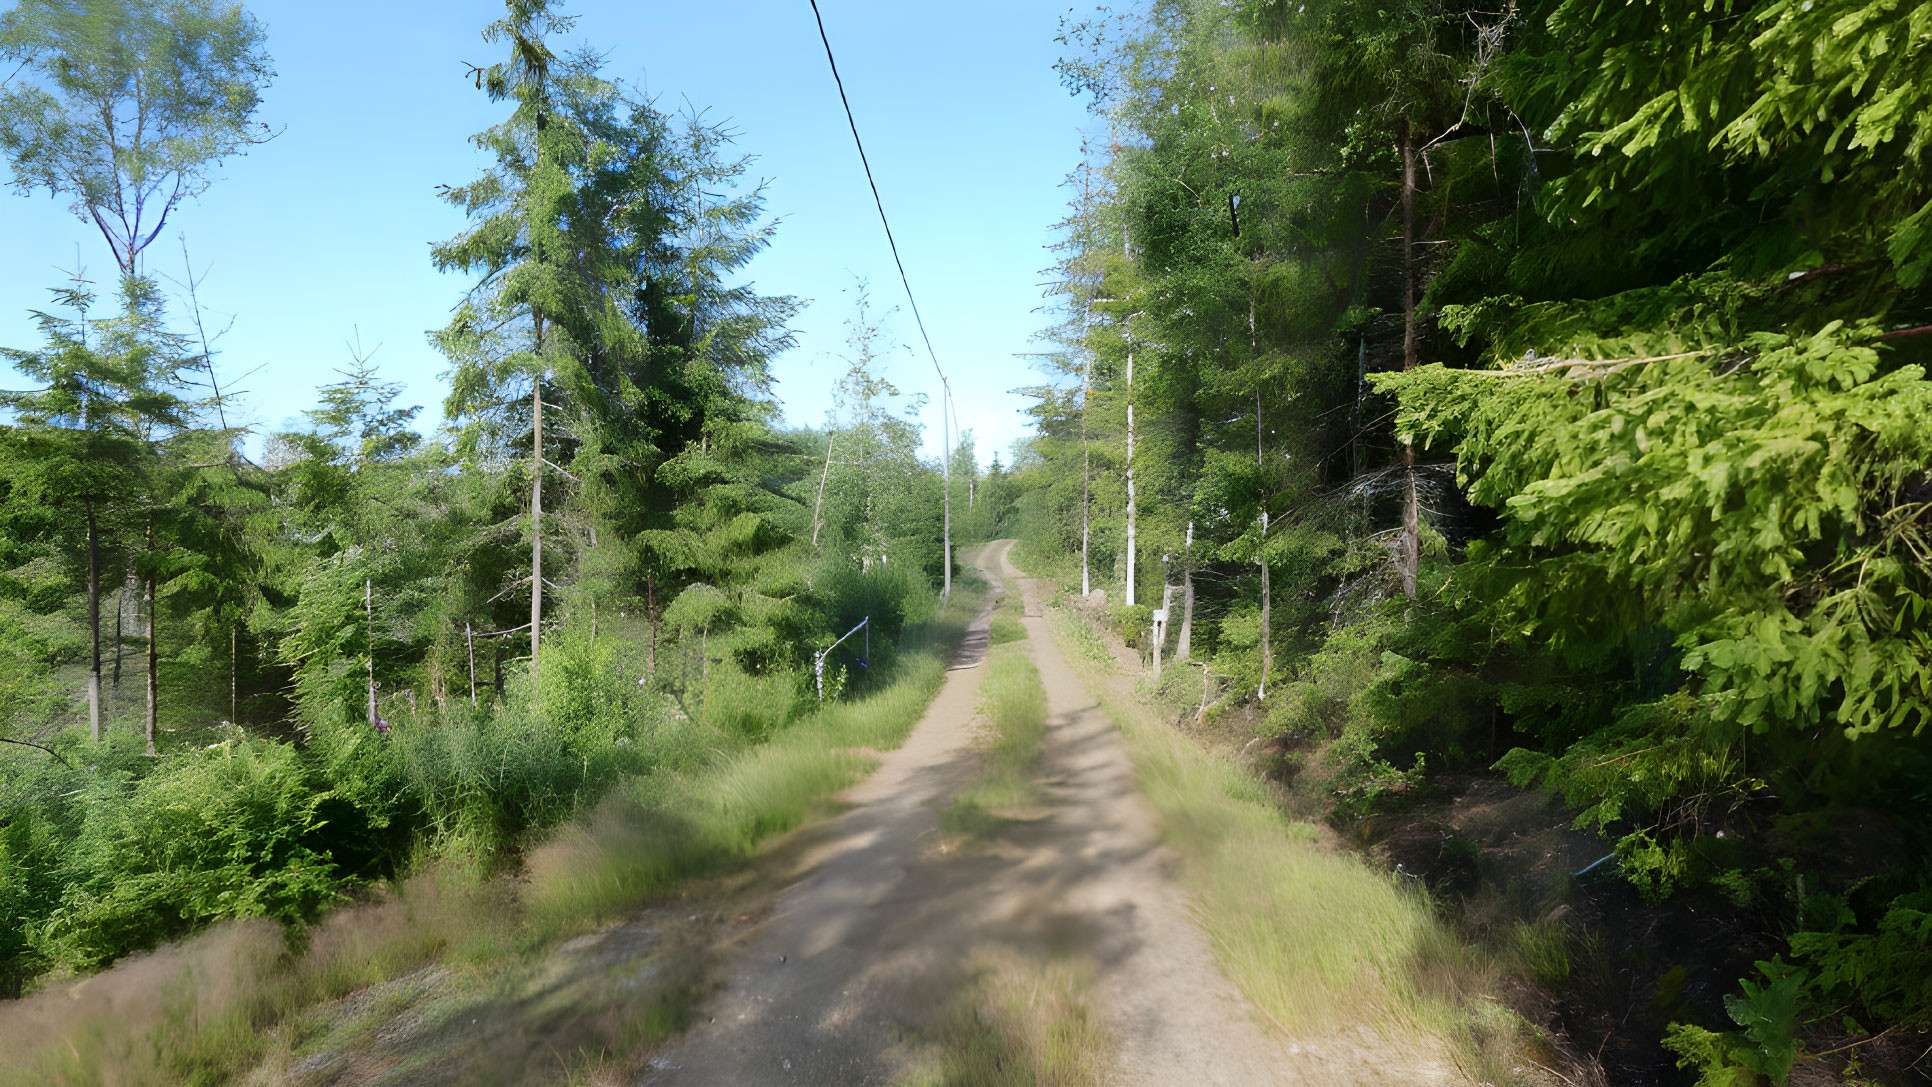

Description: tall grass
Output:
[1045,609,1516,1079]
[522,650,953,934]
[0,593,981,1087]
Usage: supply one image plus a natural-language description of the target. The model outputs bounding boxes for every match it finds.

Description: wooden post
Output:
[1152,610,1163,683]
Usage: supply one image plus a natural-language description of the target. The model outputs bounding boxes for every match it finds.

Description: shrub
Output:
[38,740,341,971]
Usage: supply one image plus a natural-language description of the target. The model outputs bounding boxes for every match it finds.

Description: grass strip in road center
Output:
[939,639,1048,847]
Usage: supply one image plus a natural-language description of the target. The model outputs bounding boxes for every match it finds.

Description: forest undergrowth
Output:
[0,582,984,1086]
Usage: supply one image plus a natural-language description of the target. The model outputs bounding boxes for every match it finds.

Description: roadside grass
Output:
[523,646,958,935]
[939,641,1047,846]
[907,948,1110,1087]
[0,589,985,1087]
[1046,609,1534,1084]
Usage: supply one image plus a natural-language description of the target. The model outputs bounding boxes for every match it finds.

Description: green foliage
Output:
[1664,959,1809,1086]
[1792,893,1932,1028]
[0,0,275,271]
[38,740,338,972]
[1383,319,1932,739]
[1037,0,1932,1060]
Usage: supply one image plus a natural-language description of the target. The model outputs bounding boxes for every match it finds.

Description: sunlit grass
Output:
[906,949,1110,1087]
[1045,609,1510,1081]
[523,649,952,935]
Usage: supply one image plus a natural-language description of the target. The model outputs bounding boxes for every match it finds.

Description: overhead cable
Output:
[805,0,949,393]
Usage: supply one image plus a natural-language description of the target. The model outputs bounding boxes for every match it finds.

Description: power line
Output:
[807,0,955,599]
[805,0,947,393]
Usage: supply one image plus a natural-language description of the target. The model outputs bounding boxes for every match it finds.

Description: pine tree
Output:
[0,276,188,742]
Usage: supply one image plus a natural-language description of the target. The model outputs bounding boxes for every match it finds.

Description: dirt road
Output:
[645,540,1293,1085]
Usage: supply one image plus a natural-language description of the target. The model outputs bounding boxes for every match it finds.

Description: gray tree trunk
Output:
[1399,117,1420,599]
[1177,521,1195,662]
[530,373,544,678]
[85,501,101,741]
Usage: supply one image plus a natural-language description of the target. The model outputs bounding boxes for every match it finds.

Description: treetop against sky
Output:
[0,0,1089,467]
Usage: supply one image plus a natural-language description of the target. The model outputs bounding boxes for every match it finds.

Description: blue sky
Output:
[0,0,1093,467]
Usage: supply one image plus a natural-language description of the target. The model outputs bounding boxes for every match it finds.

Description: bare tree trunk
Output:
[226,603,237,725]
[812,430,835,547]
[144,520,157,756]
[1258,521,1271,700]
[1399,117,1421,600]
[1351,336,1367,480]
[85,500,101,742]
[530,373,544,678]
[1177,521,1195,662]
[1254,302,1270,701]
[1125,348,1136,607]
[365,578,377,727]
[113,570,126,688]
[1080,349,1093,599]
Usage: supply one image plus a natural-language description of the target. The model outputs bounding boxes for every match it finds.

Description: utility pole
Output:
[941,382,952,602]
